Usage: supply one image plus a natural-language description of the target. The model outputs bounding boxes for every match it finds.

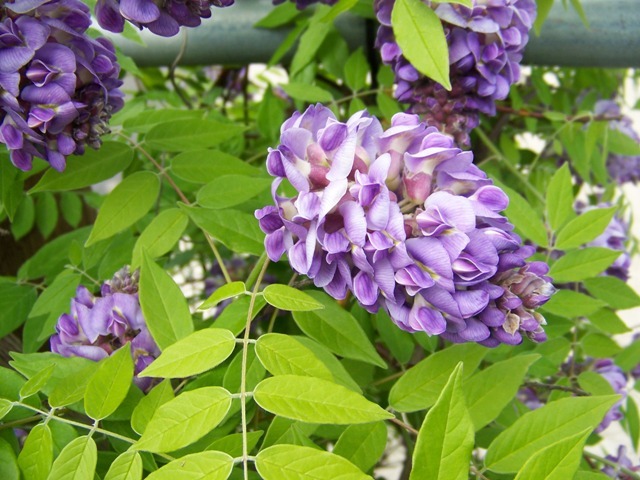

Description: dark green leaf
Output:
[34,192,58,238]
[0,283,36,338]
[145,120,245,152]
[344,48,369,91]
[171,150,261,184]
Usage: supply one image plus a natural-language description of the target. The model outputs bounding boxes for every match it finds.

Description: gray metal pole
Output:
[109,0,640,68]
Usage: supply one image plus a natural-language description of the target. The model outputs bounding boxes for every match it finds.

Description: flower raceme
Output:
[50,267,160,391]
[0,0,123,171]
[255,105,555,346]
[375,0,536,146]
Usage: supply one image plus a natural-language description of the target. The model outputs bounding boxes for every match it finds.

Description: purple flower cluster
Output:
[602,446,640,479]
[593,359,627,433]
[594,100,640,185]
[50,267,160,391]
[255,105,554,346]
[0,0,123,171]
[375,0,536,146]
[272,0,337,8]
[96,0,234,37]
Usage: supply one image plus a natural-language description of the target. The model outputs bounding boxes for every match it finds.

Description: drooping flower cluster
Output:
[50,267,160,391]
[256,105,554,346]
[593,359,627,433]
[0,0,124,171]
[594,100,640,185]
[96,0,234,37]
[272,0,337,8]
[374,0,536,145]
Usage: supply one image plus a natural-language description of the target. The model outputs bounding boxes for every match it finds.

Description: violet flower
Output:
[256,106,554,346]
[593,359,627,433]
[602,446,640,479]
[375,0,536,146]
[50,267,160,391]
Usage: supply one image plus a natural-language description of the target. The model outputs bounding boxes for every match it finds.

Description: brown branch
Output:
[523,381,589,396]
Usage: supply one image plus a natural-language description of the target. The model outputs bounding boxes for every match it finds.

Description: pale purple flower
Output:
[593,359,627,433]
[256,106,554,345]
[602,446,640,479]
[375,0,536,146]
[96,0,234,37]
[0,0,123,171]
[50,267,160,391]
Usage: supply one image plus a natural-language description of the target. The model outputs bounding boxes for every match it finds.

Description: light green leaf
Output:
[123,109,206,133]
[583,276,640,310]
[554,207,616,250]
[197,175,272,209]
[0,438,19,480]
[392,0,450,89]
[145,120,245,152]
[131,380,174,435]
[281,83,333,103]
[49,363,99,408]
[30,142,133,193]
[131,209,188,268]
[389,344,487,412]
[256,445,372,480]
[145,451,233,480]
[549,247,621,283]
[214,295,267,336]
[254,2,300,28]
[18,424,52,480]
[0,284,36,339]
[502,185,549,247]
[577,371,615,397]
[607,128,640,156]
[84,345,133,420]
[0,398,13,419]
[581,333,622,358]
[20,363,56,399]
[198,281,247,310]
[534,0,554,35]
[171,150,261,184]
[541,290,606,318]
[574,472,611,480]
[140,252,194,350]
[223,346,266,394]
[104,452,142,480]
[485,395,619,473]
[254,375,394,424]
[263,286,324,312]
[410,363,473,480]
[545,163,575,231]
[465,355,540,431]
[333,422,387,473]
[290,21,332,76]
[139,329,236,378]
[514,428,590,480]
[182,205,264,256]
[206,431,263,457]
[134,387,232,453]
[85,171,160,247]
[47,435,97,480]
[292,291,386,368]
[616,341,640,372]
[587,308,631,335]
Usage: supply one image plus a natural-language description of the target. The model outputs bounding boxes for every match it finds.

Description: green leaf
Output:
[607,128,640,156]
[0,438,19,480]
[223,345,266,394]
[144,451,233,480]
[0,158,23,221]
[140,253,194,350]
[389,344,487,412]
[534,0,554,35]
[35,192,58,238]
[587,308,630,335]
[171,150,261,184]
[182,205,264,256]
[84,345,133,420]
[49,363,99,408]
[295,336,361,393]
[145,120,245,152]
[47,435,97,480]
[18,424,52,480]
[292,291,385,368]
[581,332,622,358]
[465,355,540,431]
[85,171,160,247]
[19,363,56,399]
[134,387,232,453]
[485,395,620,473]
[254,375,394,424]
[139,328,236,378]
[410,363,474,480]
[391,0,450,89]
[541,290,606,318]
[281,82,334,103]
[263,286,324,312]
[214,295,267,336]
[130,380,174,435]
[104,452,142,480]
[131,209,188,268]
[257,88,285,141]
[198,281,247,310]
[207,431,263,457]
[0,283,36,338]
[256,445,371,480]
[11,194,34,240]
[583,276,640,310]
[549,247,621,283]
[290,21,332,76]
[514,428,590,480]
[333,422,387,473]
[502,186,549,247]
[577,371,615,397]
[29,142,133,193]
[574,473,611,480]
[344,48,369,91]
[616,341,640,372]
[254,2,300,28]
[197,175,272,209]
[545,163,575,231]
[374,310,414,364]
[554,207,616,250]
[123,109,206,133]
[0,398,13,420]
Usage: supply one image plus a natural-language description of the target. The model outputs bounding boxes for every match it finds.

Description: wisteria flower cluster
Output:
[50,267,159,391]
[0,0,124,171]
[375,0,536,145]
[256,105,554,346]
[96,0,234,37]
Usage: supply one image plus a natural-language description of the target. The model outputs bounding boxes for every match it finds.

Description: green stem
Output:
[0,415,42,431]
[585,452,640,480]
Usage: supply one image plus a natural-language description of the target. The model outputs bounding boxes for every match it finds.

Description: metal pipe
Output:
[109,0,640,68]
